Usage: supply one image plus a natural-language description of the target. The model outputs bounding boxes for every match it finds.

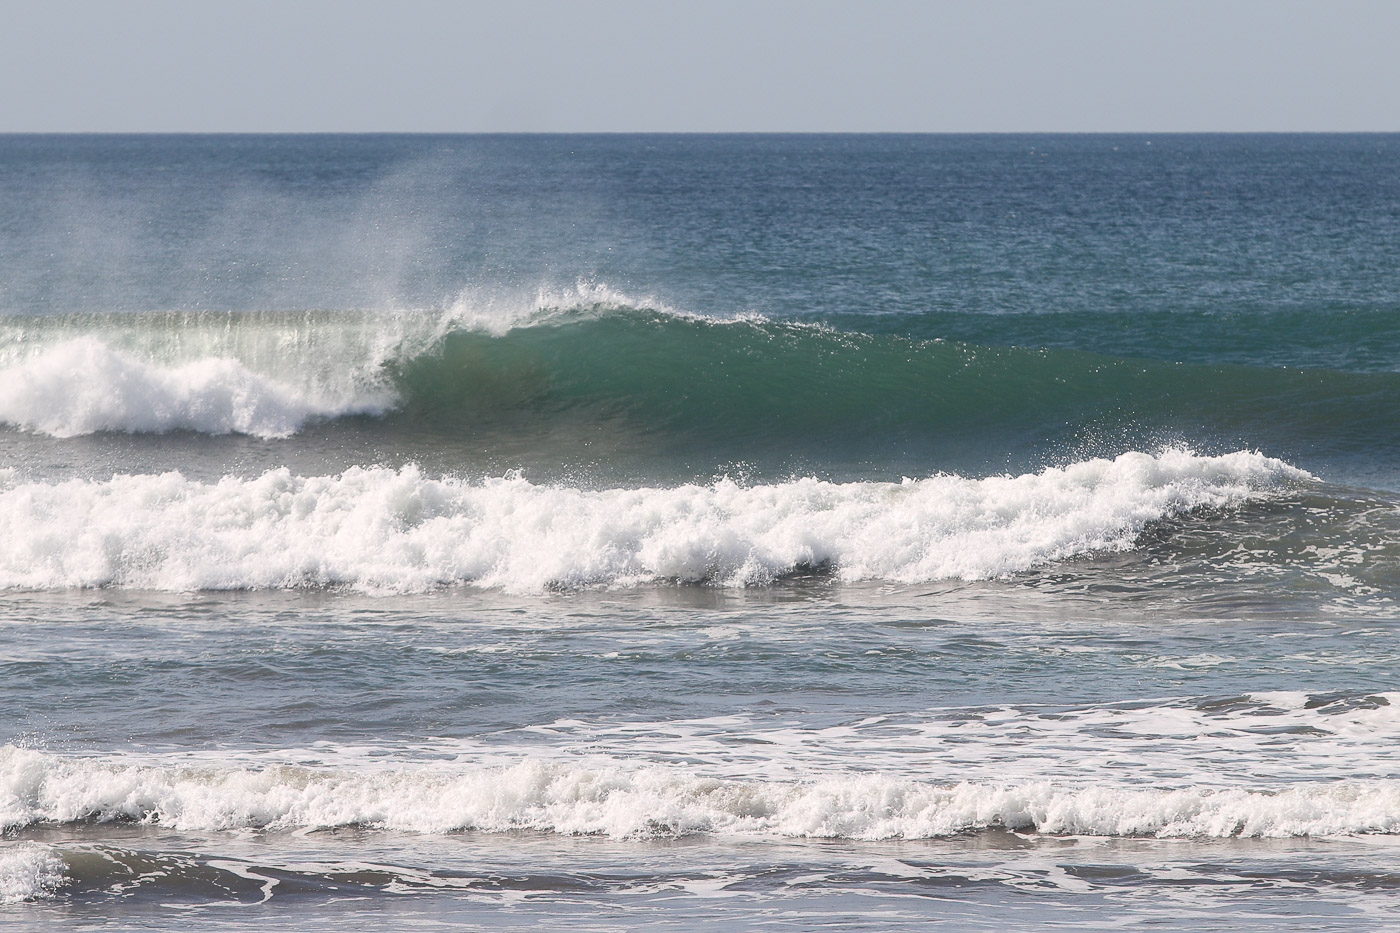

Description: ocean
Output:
[2,133,1399,930]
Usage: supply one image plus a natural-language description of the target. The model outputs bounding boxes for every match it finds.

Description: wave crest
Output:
[0,285,676,438]
[0,843,64,904]
[0,450,1307,593]
[4,297,1399,463]
[0,746,1389,840]
[0,336,392,438]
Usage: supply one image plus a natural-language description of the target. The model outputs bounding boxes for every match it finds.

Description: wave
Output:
[15,842,1400,911]
[0,449,1305,593]
[2,745,1396,840]
[0,335,392,438]
[0,284,660,439]
[820,306,1400,374]
[0,306,427,438]
[0,843,63,904]
[3,298,1400,470]
[379,692,1400,789]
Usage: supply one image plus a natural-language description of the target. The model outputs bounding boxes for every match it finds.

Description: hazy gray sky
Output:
[3,0,1397,132]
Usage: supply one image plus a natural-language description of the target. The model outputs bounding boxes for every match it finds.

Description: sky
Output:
[2,0,1397,132]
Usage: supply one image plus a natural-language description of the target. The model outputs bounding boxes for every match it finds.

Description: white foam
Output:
[441,279,689,336]
[0,336,391,438]
[0,285,723,438]
[0,843,64,904]
[413,692,1400,788]
[152,690,1400,799]
[0,745,1392,841]
[0,450,1307,593]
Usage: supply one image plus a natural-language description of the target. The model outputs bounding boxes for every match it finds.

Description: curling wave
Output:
[0,285,659,439]
[3,299,1400,469]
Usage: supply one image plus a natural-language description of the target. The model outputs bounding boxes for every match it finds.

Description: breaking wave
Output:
[0,335,390,438]
[1,746,1394,841]
[0,843,63,904]
[2,296,1398,468]
[0,449,1306,593]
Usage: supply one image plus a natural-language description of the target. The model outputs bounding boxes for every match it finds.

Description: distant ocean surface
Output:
[3,134,1400,930]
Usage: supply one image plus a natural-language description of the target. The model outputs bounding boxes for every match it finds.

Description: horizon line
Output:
[2,129,1398,136]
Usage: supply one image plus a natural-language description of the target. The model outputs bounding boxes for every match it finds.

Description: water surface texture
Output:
[3,134,1400,930]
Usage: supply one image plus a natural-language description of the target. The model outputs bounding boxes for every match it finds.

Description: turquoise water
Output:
[2,134,1400,929]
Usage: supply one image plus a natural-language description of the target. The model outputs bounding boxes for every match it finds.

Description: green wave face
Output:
[385,307,1400,475]
[3,304,1399,482]
[821,306,1400,375]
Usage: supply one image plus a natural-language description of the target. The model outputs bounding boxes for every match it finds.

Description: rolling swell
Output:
[385,308,1400,471]
[819,306,1400,374]
[3,305,1398,475]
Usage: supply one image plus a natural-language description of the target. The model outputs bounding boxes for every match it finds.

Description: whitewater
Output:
[0,450,1307,592]
[4,133,1400,931]
[8,746,1400,840]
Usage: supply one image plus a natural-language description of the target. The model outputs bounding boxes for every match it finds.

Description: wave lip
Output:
[0,285,677,438]
[7,295,1400,459]
[0,449,1308,593]
[0,746,1393,841]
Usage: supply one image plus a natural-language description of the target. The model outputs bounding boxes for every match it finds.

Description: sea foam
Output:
[0,746,1390,840]
[0,843,63,904]
[0,450,1307,593]
[0,285,668,438]
[0,336,390,438]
